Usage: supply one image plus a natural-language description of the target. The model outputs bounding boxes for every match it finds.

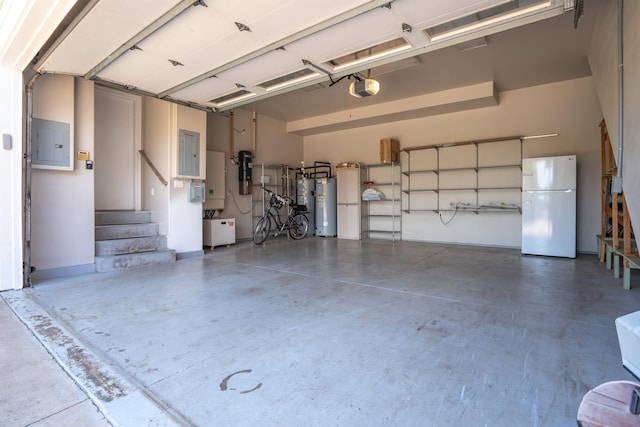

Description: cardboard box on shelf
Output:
[380,138,399,164]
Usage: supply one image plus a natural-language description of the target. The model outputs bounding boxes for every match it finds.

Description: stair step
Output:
[95,211,152,226]
[95,223,159,241]
[95,250,176,273]
[95,235,167,256]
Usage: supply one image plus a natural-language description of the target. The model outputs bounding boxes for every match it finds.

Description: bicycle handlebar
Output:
[262,187,290,205]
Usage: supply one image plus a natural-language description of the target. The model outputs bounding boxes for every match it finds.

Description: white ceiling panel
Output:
[93,0,377,94]
[169,77,238,105]
[36,0,178,74]
[97,51,200,94]
[285,7,403,67]
[33,0,567,113]
[388,0,522,28]
[169,49,311,104]
[213,50,308,88]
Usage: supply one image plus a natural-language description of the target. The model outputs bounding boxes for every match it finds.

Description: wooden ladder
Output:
[599,120,639,289]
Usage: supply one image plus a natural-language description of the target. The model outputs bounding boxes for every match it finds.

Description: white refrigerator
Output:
[337,167,367,239]
[521,155,576,258]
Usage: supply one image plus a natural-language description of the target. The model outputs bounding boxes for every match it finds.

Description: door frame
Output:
[94,85,142,211]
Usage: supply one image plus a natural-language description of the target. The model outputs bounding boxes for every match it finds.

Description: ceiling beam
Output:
[83,0,197,80]
[93,78,216,113]
[158,0,395,99]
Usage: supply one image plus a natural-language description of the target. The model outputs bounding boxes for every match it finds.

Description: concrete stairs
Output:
[95,211,175,273]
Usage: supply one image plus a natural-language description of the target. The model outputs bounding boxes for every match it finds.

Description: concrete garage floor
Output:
[4,238,640,426]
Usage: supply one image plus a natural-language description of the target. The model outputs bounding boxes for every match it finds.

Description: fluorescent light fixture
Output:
[257,69,321,92]
[457,37,488,52]
[370,56,422,76]
[210,89,257,107]
[332,44,411,71]
[426,1,551,42]
[326,38,412,72]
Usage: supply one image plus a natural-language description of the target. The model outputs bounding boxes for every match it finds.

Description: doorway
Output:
[94,86,141,211]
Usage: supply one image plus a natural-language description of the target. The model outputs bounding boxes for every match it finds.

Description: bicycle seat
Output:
[293,204,308,213]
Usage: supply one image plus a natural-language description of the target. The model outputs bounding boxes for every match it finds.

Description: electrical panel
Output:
[33,118,71,169]
[178,129,200,177]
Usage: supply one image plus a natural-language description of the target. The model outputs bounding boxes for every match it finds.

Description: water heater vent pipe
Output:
[612,0,624,194]
[229,110,238,165]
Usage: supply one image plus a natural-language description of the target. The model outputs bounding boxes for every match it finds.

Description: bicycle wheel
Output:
[253,216,271,244]
[288,213,309,240]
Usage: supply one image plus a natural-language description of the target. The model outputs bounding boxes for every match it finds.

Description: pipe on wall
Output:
[252,111,257,157]
[613,0,624,193]
[229,110,237,165]
[23,72,42,288]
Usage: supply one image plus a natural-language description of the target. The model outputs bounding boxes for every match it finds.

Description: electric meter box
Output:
[189,180,205,202]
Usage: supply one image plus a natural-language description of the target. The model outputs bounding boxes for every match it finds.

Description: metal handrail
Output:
[139,150,168,186]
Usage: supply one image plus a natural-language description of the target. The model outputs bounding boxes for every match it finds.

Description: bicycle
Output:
[253,187,309,244]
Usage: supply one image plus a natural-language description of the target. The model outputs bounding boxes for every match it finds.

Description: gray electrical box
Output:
[33,118,71,168]
[2,134,11,150]
[189,180,205,203]
[178,129,200,177]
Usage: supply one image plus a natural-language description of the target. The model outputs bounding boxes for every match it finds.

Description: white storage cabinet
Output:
[203,218,236,248]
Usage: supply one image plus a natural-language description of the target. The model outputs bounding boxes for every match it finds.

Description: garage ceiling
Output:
[35,0,578,118]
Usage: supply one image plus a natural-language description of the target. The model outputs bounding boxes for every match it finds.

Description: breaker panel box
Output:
[178,129,200,177]
[33,118,72,169]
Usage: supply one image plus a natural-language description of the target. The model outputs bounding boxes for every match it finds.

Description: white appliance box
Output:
[203,218,235,247]
[616,310,640,379]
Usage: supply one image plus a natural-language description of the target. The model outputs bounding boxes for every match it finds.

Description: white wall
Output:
[31,74,95,271]
[0,67,24,290]
[169,104,207,253]
[304,77,602,253]
[624,0,640,231]
[588,0,618,150]
[143,99,207,254]
[207,109,303,239]
[588,0,640,240]
[142,97,171,237]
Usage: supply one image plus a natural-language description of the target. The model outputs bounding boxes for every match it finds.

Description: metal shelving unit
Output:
[251,164,292,230]
[365,162,401,242]
[402,138,522,214]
